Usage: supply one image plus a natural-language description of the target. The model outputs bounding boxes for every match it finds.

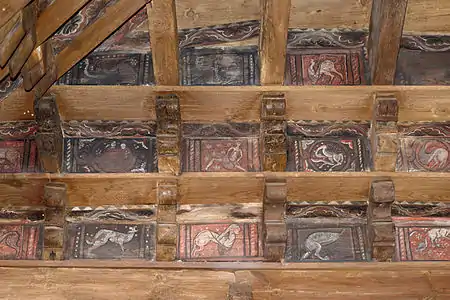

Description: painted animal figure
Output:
[0,231,20,256]
[308,59,344,84]
[86,226,138,257]
[301,230,344,261]
[426,148,448,169]
[413,228,450,252]
[310,144,344,170]
[204,143,246,171]
[191,224,241,257]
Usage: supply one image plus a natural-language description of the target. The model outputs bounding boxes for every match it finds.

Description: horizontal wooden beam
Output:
[4,85,450,122]
[1,172,450,207]
[0,262,448,298]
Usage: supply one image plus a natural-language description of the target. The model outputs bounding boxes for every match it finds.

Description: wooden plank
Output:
[0,0,31,29]
[368,0,408,85]
[0,65,7,81]
[147,0,179,85]
[289,0,372,30]
[0,263,449,299]
[33,0,147,97]
[35,0,90,45]
[179,173,265,204]
[404,0,450,34]
[0,11,26,67]
[259,0,290,85]
[175,0,259,29]
[0,89,34,121]
[0,174,48,207]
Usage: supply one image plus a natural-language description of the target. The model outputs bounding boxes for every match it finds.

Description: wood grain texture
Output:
[35,0,90,45]
[0,11,26,67]
[0,174,47,206]
[404,0,450,34]
[368,0,408,85]
[34,0,147,97]
[0,263,449,299]
[259,0,290,85]
[5,86,450,122]
[147,0,179,85]
[179,173,265,204]
[0,0,31,28]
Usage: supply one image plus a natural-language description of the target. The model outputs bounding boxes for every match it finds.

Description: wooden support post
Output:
[263,178,287,262]
[368,180,395,262]
[259,0,291,85]
[156,181,178,261]
[43,182,67,260]
[146,0,179,85]
[8,0,38,77]
[156,94,181,175]
[261,93,287,172]
[370,93,399,172]
[34,94,63,173]
[368,0,408,85]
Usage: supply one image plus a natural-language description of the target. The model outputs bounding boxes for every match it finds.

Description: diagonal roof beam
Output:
[0,0,32,28]
[33,0,149,98]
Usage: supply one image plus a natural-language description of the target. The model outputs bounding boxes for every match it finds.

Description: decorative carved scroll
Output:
[370,93,399,172]
[263,178,287,262]
[287,121,370,137]
[398,122,450,137]
[156,181,178,261]
[261,93,286,172]
[44,182,67,260]
[34,94,63,172]
[156,94,181,174]
[287,29,366,49]
[62,120,156,137]
[401,35,450,52]
[368,180,395,262]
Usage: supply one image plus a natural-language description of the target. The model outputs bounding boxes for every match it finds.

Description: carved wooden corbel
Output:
[261,93,287,172]
[34,94,63,172]
[44,182,67,260]
[263,177,287,262]
[370,93,399,171]
[156,180,178,261]
[368,180,395,262]
[156,94,181,175]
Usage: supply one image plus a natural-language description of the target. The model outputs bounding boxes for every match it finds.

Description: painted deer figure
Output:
[191,224,241,257]
[310,145,344,170]
[308,59,344,84]
[0,231,20,256]
[301,230,345,261]
[413,228,450,252]
[86,226,138,257]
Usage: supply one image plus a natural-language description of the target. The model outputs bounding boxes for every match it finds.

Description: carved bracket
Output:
[35,94,63,172]
[368,180,395,262]
[370,93,399,171]
[44,182,67,260]
[261,93,287,172]
[156,94,181,175]
[156,180,178,261]
[263,177,287,262]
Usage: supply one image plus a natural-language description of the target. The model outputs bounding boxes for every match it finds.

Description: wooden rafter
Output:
[368,0,408,85]
[33,0,149,98]
[147,0,180,85]
[259,0,291,85]
[0,0,32,28]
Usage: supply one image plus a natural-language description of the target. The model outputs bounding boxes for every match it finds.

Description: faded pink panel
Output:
[178,223,261,261]
[301,54,349,85]
[0,141,25,173]
[0,224,42,260]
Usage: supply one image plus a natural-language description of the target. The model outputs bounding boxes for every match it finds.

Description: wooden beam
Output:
[33,0,148,98]
[147,0,179,85]
[0,263,449,298]
[259,0,290,85]
[0,66,7,81]
[404,0,450,34]
[0,0,32,28]
[5,85,450,122]
[0,11,26,67]
[156,180,178,261]
[368,0,408,85]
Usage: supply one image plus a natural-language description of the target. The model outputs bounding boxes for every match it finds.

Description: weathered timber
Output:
[259,0,290,85]
[0,0,32,29]
[156,94,181,175]
[43,182,67,260]
[22,41,55,91]
[34,94,63,173]
[147,0,179,85]
[0,12,25,67]
[263,178,287,262]
[156,180,178,261]
[368,0,408,84]
[368,180,395,262]
[33,0,147,98]
[370,93,399,171]
[261,93,287,171]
